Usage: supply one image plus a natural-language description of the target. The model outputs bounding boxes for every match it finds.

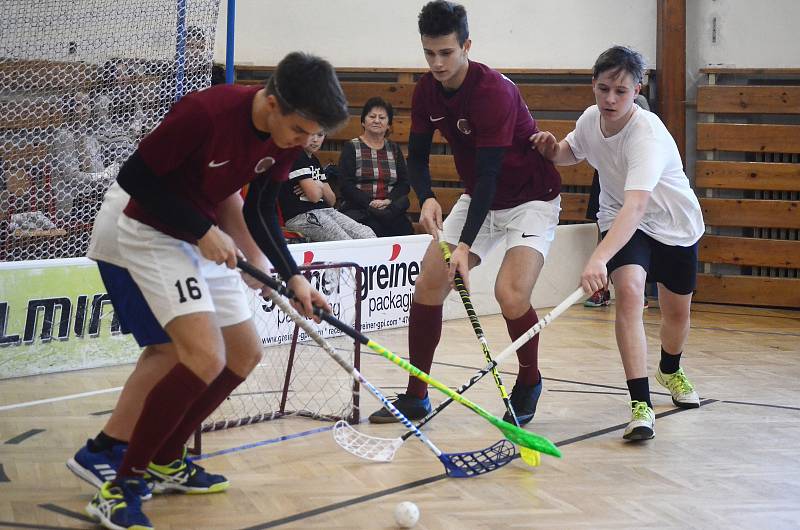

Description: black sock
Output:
[626,377,652,408]
[89,431,127,453]
[659,347,682,374]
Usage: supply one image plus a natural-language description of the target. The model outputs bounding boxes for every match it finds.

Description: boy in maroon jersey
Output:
[84,52,348,530]
[368,1,562,425]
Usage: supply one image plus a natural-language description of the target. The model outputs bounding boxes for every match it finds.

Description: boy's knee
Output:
[414,265,449,302]
[495,285,529,315]
[661,305,690,324]
[237,346,263,375]
[176,344,225,382]
[194,357,226,383]
[615,282,644,303]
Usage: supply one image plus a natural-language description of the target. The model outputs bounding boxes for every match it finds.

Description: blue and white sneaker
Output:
[367,393,432,424]
[67,440,152,501]
[503,376,543,426]
[147,449,229,494]
[86,479,153,530]
[67,440,126,489]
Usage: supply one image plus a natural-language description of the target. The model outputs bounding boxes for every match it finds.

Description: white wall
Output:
[214,0,656,69]
[215,0,799,71]
[687,0,800,73]
[2,0,219,63]
[212,0,799,183]
[684,0,800,178]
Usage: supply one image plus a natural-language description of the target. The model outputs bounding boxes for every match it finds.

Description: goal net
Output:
[1,0,220,261]
[201,262,363,434]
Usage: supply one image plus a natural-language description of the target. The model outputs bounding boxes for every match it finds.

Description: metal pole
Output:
[174,0,188,101]
[225,0,235,83]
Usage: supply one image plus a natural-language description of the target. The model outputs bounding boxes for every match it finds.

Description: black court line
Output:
[89,409,113,416]
[237,399,718,529]
[0,464,9,482]
[548,389,627,396]
[721,400,800,412]
[542,375,631,393]
[238,475,448,530]
[536,376,795,411]
[0,522,84,530]
[690,305,800,322]
[542,375,671,399]
[559,313,800,338]
[38,504,94,524]
[4,429,45,445]
[230,390,286,397]
[406,358,791,411]
[554,399,718,446]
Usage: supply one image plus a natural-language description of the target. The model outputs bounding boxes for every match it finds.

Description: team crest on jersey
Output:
[255,157,276,173]
[456,118,472,135]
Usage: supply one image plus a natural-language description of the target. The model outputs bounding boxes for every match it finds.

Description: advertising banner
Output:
[0,259,139,378]
[0,225,596,379]
[0,235,432,378]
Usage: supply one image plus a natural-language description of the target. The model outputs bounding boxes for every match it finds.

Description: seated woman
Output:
[49,91,106,219]
[280,131,375,242]
[338,97,414,237]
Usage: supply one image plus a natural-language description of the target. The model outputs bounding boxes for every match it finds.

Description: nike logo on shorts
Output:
[521,233,539,238]
[208,160,230,168]
[429,115,446,122]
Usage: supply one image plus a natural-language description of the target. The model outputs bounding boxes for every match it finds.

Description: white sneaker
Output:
[656,367,700,408]
[623,400,655,440]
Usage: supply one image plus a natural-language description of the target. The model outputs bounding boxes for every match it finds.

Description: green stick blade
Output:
[489,416,562,458]
[365,339,561,458]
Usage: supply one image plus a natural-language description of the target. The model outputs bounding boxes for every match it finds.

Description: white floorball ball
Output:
[394,501,420,528]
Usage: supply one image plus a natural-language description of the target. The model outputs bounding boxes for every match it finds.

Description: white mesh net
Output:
[1,0,220,261]
[202,263,363,432]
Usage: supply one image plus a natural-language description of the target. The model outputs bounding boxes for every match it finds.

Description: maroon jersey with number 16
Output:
[124,84,301,242]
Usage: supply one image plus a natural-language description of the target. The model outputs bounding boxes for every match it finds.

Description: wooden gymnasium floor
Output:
[1,301,799,530]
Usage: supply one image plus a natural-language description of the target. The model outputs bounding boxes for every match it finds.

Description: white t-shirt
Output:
[566,105,705,246]
[86,181,129,267]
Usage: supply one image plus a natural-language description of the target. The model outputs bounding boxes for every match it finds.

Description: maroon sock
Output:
[406,302,442,398]
[116,363,207,480]
[153,367,245,464]
[504,306,541,386]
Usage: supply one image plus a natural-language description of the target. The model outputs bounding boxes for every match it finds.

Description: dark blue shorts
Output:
[96,260,171,347]
[604,229,698,296]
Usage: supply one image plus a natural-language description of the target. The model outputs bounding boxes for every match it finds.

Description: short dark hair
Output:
[593,46,646,85]
[418,1,469,46]
[360,97,394,125]
[266,52,349,132]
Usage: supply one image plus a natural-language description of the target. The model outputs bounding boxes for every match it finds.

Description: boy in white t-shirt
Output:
[532,46,705,441]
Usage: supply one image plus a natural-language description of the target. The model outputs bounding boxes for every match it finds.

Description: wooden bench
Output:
[0,59,166,261]
[694,68,800,307]
[318,116,597,231]
[240,66,620,231]
[0,59,98,93]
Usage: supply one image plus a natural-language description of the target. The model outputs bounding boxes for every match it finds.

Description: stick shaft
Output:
[239,259,565,455]
[260,283,442,457]
[401,285,586,440]
[238,260,498,424]
[439,240,516,418]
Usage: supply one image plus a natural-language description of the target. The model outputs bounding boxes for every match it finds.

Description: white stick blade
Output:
[332,420,404,463]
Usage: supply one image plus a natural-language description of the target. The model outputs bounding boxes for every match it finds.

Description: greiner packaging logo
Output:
[269,238,430,336]
[360,243,420,320]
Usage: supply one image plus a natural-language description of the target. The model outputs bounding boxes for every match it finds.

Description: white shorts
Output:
[443,194,561,262]
[116,214,252,328]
